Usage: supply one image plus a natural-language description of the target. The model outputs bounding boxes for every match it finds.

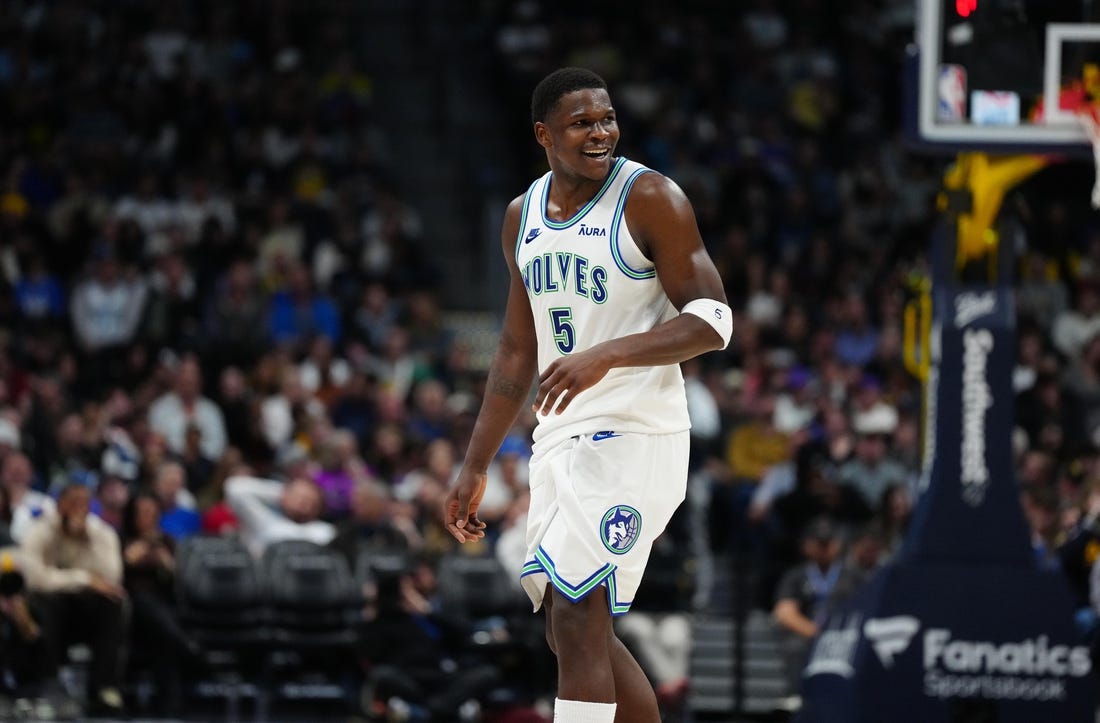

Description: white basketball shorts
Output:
[519,429,689,616]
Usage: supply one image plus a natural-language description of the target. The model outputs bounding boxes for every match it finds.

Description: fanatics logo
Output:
[864,616,921,668]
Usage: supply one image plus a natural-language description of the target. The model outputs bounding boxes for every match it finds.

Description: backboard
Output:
[912,0,1100,153]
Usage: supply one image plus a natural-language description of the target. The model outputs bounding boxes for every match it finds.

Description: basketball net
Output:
[1074,101,1100,209]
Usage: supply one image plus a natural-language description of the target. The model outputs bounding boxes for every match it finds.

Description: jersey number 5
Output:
[549,307,575,354]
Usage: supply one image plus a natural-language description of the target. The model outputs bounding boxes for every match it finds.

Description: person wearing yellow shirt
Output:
[725,392,792,485]
[707,391,801,558]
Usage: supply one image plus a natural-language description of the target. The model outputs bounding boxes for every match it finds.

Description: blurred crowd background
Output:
[2,0,1100,721]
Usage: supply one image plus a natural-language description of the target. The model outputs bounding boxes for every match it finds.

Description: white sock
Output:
[554,697,617,723]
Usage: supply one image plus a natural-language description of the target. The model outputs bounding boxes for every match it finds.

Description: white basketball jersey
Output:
[514,157,690,450]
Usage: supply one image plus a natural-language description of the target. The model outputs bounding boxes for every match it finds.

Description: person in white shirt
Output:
[225,475,336,559]
[3,452,55,544]
[1053,280,1100,361]
[176,176,236,245]
[21,484,126,716]
[148,355,227,461]
[111,173,178,235]
[69,248,148,354]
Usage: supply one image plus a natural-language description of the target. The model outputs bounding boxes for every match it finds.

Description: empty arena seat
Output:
[176,534,266,635]
[261,540,360,645]
[258,540,362,712]
[353,546,409,593]
[435,553,527,620]
[174,534,270,716]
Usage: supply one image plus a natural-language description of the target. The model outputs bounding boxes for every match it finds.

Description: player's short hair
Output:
[531,67,607,124]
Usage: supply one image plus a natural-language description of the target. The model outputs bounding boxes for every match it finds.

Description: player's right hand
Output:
[443,469,488,544]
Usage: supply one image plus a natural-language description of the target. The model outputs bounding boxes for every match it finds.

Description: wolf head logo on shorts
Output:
[600,505,641,554]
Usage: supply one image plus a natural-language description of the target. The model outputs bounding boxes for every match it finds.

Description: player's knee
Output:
[549,589,612,651]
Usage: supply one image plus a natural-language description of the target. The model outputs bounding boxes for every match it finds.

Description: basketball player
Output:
[443,67,731,723]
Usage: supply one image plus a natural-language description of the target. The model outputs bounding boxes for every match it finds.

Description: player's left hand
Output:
[443,468,488,544]
[532,348,612,415]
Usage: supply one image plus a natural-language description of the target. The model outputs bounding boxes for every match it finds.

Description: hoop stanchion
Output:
[799,175,1094,722]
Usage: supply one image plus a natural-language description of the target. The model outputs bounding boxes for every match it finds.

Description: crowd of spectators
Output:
[0,0,1099,719]
[0,0,512,718]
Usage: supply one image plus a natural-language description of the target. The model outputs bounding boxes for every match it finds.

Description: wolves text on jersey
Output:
[522,251,608,303]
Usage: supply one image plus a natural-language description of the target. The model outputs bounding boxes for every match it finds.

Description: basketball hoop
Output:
[1072,100,1100,209]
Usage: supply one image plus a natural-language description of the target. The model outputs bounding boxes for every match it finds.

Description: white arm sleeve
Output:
[681,298,733,349]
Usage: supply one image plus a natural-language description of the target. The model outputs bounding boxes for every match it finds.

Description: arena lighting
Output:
[956,0,977,18]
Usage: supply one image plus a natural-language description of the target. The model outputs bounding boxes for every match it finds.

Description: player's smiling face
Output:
[538,88,619,181]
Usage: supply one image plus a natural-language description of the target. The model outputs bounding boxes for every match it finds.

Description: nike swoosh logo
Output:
[525,228,542,243]
[591,431,621,441]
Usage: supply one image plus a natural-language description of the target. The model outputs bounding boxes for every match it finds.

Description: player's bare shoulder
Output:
[623,170,701,256]
[503,192,528,226]
[500,193,529,255]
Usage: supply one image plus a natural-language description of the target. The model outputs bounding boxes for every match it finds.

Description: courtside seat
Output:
[435,552,531,663]
[433,553,547,713]
[262,539,361,645]
[176,534,268,643]
[260,540,362,713]
[436,552,528,622]
[175,534,269,718]
[354,546,409,585]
